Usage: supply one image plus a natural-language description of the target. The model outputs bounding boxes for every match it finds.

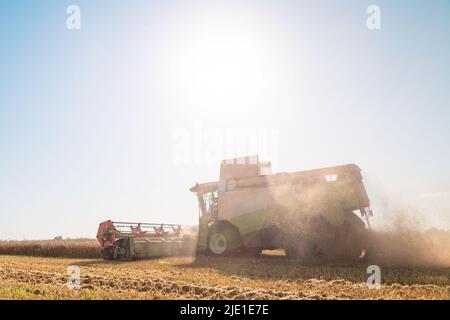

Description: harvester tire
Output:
[112,246,120,260]
[323,211,369,262]
[284,236,317,262]
[208,225,241,256]
[101,247,114,260]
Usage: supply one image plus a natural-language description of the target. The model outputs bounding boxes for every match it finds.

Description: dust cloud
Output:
[269,181,450,267]
[366,207,450,267]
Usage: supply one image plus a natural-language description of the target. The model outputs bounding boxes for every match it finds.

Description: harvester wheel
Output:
[208,226,241,256]
[101,247,114,260]
[284,236,317,262]
[324,211,369,262]
[209,233,227,255]
[101,243,126,260]
[112,246,120,259]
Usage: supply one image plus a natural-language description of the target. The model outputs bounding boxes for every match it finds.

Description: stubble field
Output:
[1,247,450,300]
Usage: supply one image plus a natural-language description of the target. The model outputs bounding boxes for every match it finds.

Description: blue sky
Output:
[1,0,449,239]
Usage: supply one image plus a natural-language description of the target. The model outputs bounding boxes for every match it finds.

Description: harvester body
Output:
[191,156,372,260]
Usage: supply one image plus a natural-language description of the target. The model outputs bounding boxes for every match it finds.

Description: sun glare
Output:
[162,7,286,117]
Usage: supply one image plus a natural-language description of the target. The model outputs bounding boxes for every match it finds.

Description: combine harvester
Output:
[97,156,373,261]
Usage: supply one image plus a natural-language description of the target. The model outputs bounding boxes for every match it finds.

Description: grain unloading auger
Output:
[96,220,194,260]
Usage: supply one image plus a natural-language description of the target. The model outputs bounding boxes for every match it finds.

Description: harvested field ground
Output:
[1,252,450,300]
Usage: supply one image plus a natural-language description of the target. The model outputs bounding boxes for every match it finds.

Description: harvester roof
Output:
[190,160,363,194]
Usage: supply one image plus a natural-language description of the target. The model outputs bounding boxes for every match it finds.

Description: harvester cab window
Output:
[203,191,218,218]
